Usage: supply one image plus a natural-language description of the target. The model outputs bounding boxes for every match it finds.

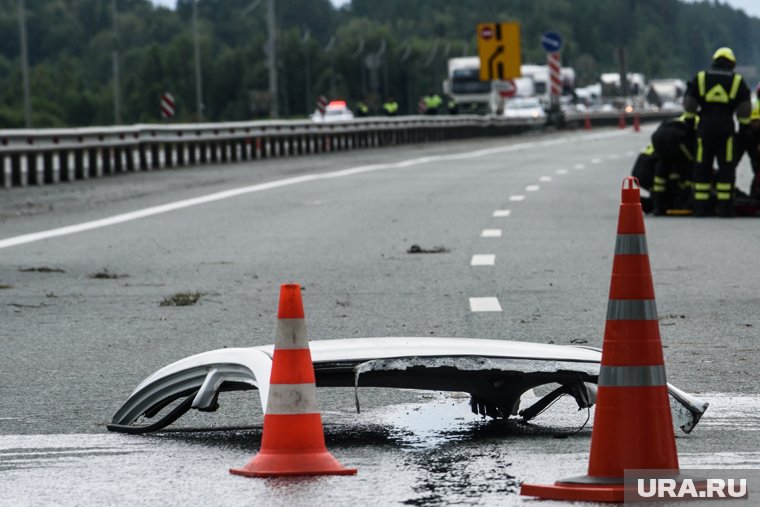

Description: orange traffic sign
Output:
[477,22,521,81]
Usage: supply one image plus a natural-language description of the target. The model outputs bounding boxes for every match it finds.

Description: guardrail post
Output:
[63,151,74,181]
[17,154,28,186]
[49,152,60,183]
[32,153,44,185]
[2,154,10,188]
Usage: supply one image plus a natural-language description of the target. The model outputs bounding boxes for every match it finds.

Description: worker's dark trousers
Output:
[652,143,691,215]
[694,125,736,216]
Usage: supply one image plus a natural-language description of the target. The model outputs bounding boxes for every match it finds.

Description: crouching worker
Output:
[650,114,697,215]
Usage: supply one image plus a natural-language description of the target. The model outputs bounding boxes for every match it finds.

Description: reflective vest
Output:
[424,94,442,109]
[383,101,398,115]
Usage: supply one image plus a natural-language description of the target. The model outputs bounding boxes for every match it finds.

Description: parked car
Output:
[502,96,546,122]
[310,100,354,122]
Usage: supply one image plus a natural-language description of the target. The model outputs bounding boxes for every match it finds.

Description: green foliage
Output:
[1,0,760,127]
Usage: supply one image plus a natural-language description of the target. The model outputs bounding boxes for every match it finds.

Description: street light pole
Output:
[18,0,32,128]
[267,0,278,118]
[192,0,204,121]
[111,0,122,124]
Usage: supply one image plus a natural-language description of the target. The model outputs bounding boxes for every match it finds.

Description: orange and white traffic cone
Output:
[230,283,357,478]
[618,112,626,129]
[584,113,592,130]
[521,177,679,502]
[633,114,641,132]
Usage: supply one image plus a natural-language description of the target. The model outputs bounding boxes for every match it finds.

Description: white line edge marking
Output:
[469,297,502,312]
[526,185,540,192]
[0,131,628,250]
[492,209,511,217]
[539,176,552,182]
[509,195,525,202]
[471,254,495,266]
[481,229,502,238]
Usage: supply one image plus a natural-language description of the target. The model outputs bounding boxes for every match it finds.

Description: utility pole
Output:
[111,0,122,124]
[192,0,204,121]
[18,0,32,128]
[267,0,278,118]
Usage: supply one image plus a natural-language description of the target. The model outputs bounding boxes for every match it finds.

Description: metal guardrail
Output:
[0,111,677,189]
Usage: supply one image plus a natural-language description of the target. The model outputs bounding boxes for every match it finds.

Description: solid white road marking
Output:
[469,297,502,312]
[481,229,502,238]
[509,195,525,201]
[556,169,569,175]
[471,254,495,266]
[0,131,631,250]
[526,185,540,192]
[492,209,511,217]
[539,176,552,182]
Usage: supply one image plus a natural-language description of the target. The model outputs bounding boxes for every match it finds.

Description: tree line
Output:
[2,0,760,128]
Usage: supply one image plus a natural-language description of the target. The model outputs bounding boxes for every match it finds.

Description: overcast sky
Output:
[150,0,760,19]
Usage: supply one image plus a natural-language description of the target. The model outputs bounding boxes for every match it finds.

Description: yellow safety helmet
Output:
[712,47,736,64]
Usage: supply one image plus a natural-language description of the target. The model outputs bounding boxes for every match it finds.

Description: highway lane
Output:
[1,126,759,505]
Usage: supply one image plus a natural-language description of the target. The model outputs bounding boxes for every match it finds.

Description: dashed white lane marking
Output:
[509,195,525,202]
[609,154,619,160]
[525,185,540,192]
[0,131,630,250]
[539,176,552,182]
[556,169,569,175]
[492,209,511,217]
[625,150,635,157]
[469,297,502,312]
[471,254,495,266]
[591,158,602,164]
[574,163,585,170]
[481,229,502,238]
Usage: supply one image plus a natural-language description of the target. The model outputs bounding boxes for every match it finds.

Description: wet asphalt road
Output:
[1,126,759,505]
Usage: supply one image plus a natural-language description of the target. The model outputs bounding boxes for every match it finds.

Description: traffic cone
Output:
[618,112,626,129]
[520,177,679,502]
[584,113,592,130]
[633,114,641,132]
[230,283,357,478]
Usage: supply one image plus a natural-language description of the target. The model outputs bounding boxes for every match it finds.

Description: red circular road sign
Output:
[497,79,517,98]
[480,26,493,40]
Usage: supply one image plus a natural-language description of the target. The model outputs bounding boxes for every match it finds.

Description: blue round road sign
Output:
[541,31,562,53]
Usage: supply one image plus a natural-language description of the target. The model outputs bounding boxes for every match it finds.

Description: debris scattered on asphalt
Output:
[0,284,12,290]
[89,268,128,280]
[407,244,450,254]
[46,293,57,298]
[19,267,65,273]
[160,292,203,307]
[569,338,588,344]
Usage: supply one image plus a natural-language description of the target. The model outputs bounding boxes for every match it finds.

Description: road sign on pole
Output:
[160,93,175,119]
[477,22,521,82]
[541,31,563,53]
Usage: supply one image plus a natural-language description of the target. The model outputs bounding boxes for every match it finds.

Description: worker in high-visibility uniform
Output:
[683,47,751,216]
[382,97,399,116]
[422,90,443,115]
[649,114,697,215]
[735,85,760,198]
[356,101,370,117]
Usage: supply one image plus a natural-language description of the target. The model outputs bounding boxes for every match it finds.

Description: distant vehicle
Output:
[443,57,492,114]
[442,57,575,114]
[646,78,686,109]
[502,96,546,123]
[310,100,354,122]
